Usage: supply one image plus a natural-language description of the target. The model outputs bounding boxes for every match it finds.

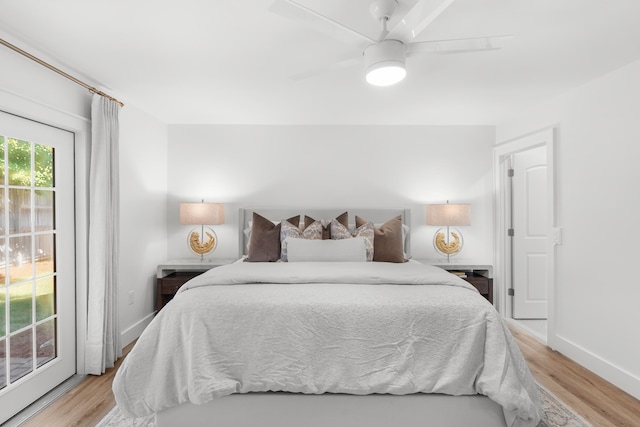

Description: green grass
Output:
[0,285,54,338]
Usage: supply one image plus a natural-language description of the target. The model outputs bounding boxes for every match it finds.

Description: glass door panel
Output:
[10,329,33,383]
[0,111,75,424]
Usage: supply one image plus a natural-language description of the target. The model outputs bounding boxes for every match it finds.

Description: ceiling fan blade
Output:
[290,56,360,81]
[406,35,513,55]
[387,0,456,42]
[270,0,375,45]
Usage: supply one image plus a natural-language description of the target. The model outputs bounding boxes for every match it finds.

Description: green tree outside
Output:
[0,137,55,341]
[0,138,54,188]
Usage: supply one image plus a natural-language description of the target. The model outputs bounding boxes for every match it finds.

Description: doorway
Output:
[0,111,76,424]
[494,128,556,344]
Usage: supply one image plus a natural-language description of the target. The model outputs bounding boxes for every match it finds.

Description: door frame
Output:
[493,127,558,348]
[0,89,90,376]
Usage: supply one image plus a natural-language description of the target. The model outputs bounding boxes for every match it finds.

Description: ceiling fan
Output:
[270,0,512,86]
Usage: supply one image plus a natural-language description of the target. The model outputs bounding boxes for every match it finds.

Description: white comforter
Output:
[113,260,541,426]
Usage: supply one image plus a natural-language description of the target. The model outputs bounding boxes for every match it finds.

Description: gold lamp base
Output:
[187,226,217,260]
[433,227,463,261]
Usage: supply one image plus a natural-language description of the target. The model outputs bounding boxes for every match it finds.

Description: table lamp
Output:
[180,201,224,261]
[426,201,471,262]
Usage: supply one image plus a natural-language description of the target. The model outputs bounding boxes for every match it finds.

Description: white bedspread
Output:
[113,260,541,426]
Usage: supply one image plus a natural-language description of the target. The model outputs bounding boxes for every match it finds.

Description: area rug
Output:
[95,384,592,427]
[536,383,592,427]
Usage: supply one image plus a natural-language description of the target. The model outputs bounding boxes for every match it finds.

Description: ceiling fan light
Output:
[364,39,407,87]
[366,63,406,86]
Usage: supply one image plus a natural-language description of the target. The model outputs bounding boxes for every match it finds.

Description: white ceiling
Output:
[1,0,639,125]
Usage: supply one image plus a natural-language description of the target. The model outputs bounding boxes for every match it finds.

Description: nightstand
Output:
[421,262,494,305]
[156,259,236,311]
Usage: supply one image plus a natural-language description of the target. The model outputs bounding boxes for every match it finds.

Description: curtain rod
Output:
[0,37,124,107]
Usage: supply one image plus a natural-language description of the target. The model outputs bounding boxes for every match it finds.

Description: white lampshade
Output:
[427,203,471,226]
[365,40,406,87]
[180,202,224,225]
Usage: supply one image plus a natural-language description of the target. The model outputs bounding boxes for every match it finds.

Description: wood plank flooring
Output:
[509,325,640,427]
[19,342,134,427]
[17,326,640,427]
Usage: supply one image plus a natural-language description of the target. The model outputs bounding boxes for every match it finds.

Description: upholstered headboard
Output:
[239,208,411,258]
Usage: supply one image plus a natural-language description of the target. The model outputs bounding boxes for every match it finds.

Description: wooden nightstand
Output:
[457,272,493,304]
[156,259,236,311]
[420,262,494,305]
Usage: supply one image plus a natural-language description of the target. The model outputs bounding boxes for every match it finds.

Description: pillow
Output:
[331,219,374,261]
[286,237,367,262]
[245,213,299,262]
[280,219,323,261]
[304,211,348,240]
[355,215,407,263]
[244,214,301,255]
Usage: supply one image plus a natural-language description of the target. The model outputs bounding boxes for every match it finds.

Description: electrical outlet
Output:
[128,290,134,305]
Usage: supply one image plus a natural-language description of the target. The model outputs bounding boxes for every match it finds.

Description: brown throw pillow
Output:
[305,211,348,240]
[355,215,406,263]
[246,213,299,262]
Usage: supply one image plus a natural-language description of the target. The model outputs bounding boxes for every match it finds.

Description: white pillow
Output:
[286,236,367,262]
[280,219,322,261]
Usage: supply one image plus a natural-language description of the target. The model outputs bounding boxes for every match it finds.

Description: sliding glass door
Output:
[0,111,75,424]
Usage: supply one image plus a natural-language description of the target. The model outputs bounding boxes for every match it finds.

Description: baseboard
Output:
[554,334,640,400]
[120,312,155,347]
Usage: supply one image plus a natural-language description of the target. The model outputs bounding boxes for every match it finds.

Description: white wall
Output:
[167,125,495,263]
[497,58,640,399]
[1,34,168,354]
[118,105,168,345]
[1,37,93,373]
[0,33,89,120]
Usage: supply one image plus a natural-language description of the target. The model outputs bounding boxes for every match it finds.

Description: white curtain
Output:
[85,94,122,375]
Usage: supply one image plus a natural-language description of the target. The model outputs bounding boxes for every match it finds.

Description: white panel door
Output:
[0,111,76,424]
[512,145,548,319]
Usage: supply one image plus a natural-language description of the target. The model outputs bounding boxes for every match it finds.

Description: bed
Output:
[112,208,541,427]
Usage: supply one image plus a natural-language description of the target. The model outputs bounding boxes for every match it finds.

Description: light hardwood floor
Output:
[509,325,640,427]
[18,343,134,427]
[17,326,640,427]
